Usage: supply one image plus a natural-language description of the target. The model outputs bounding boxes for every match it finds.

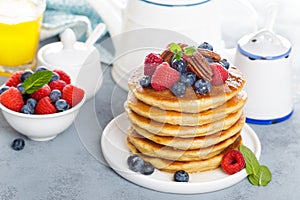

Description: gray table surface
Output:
[1,0,300,199]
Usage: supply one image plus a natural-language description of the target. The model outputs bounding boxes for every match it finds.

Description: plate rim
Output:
[101,112,261,194]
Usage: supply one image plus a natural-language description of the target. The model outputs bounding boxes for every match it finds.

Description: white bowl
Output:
[0,94,86,141]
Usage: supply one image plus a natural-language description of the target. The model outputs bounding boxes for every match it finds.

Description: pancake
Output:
[131,114,245,150]
[126,108,243,138]
[128,66,245,113]
[127,91,247,126]
[127,129,240,161]
[126,136,242,173]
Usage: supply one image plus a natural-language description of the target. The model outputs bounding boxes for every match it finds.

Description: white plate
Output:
[101,112,261,194]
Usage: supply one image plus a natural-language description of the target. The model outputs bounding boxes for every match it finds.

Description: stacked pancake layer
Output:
[125,66,247,173]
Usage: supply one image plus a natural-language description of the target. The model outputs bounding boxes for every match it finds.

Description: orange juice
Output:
[0,0,45,75]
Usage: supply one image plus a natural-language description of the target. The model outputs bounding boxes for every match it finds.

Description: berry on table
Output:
[144,53,163,76]
[50,72,60,82]
[140,161,155,175]
[139,76,152,88]
[20,69,33,82]
[174,170,189,182]
[171,58,187,74]
[21,104,34,114]
[221,150,245,175]
[127,154,144,172]
[171,82,186,97]
[26,98,37,110]
[55,99,69,112]
[210,63,229,85]
[35,66,49,72]
[151,62,180,91]
[194,79,211,94]
[16,83,25,94]
[198,42,213,51]
[11,138,25,151]
[0,87,24,112]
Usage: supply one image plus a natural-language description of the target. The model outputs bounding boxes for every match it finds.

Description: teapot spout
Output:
[86,0,123,36]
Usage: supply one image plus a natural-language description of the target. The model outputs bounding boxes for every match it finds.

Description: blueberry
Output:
[11,138,25,151]
[127,154,144,172]
[55,99,69,112]
[140,161,155,175]
[35,66,49,72]
[26,98,37,109]
[181,72,196,86]
[139,76,151,88]
[205,57,214,64]
[50,72,60,82]
[174,170,189,182]
[198,42,213,51]
[20,69,33,82]
[171,82,186,97]
[0,86,9,95]
[50,89,62,103]
[16,83,25,94]
[171,59,187,74]
[21,105,34,114]
[219,59,230,69]
[194,79,211,94]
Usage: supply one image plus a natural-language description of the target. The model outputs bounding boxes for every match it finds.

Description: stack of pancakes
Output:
[125,66,247,173]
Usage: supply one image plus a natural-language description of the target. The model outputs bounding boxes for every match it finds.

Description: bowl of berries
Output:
[0,66,86,141]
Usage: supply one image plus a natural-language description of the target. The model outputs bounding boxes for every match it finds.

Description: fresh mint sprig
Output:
[22,70,52,94]
[169,43,197,60]
[239,145,272,186]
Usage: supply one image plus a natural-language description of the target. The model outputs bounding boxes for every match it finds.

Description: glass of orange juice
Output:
[0,0,46,76]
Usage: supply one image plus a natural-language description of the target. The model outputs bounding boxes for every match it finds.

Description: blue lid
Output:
[140,0,211,7]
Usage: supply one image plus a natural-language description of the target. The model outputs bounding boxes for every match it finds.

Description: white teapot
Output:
[87,0,257,90]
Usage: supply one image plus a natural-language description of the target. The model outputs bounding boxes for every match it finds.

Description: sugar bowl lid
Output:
[237,30,292,60]
[41,29,97,67]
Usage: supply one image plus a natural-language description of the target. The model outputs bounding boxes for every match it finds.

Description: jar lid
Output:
[237,30,292,60]
[140,0,211,7]
[41,29,96,66]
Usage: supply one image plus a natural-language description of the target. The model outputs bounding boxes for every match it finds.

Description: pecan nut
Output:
[198,48,221,62]
[186,52,213,81]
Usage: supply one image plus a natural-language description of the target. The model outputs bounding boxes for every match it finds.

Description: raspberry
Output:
[210,63,229,85]
[0,87,24,112]
[35,96,57,114]
[49,80,67,92]
[221,150,245,175]
[144,53,163,76]
[62,84,85,107]
[5,71,22,87]
[30,84,51,101]
[53,69,71,84]
[151,62,180,91]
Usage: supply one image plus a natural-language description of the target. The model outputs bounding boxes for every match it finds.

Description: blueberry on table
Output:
[0,86,9,95]
[50,89,62,103]
[26,98,37,109]
[181,72,196,86]
[21,105,34,114]
[17,83,25,93]
[50,72,60,82]
[198,42,213,51]
[194,79,211,94]
[174,170,189,182]
[140,161,155,175]
[35,66,49,72]
[127,154,144,172]
[11,138,25,151]
[219,58,230,69]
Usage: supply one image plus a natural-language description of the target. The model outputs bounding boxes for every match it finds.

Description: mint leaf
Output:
[184,46,197,56]
[248,165,272,186]
[169,43,182,54]
[239,145,260,175]
[22,70,52,94]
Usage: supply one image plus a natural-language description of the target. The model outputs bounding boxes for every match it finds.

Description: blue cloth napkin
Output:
[41,0,113,64]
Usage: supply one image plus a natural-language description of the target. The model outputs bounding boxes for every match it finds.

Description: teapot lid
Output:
[140,0,211,6]
[42,29,96,66]
[237,30,292,60]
